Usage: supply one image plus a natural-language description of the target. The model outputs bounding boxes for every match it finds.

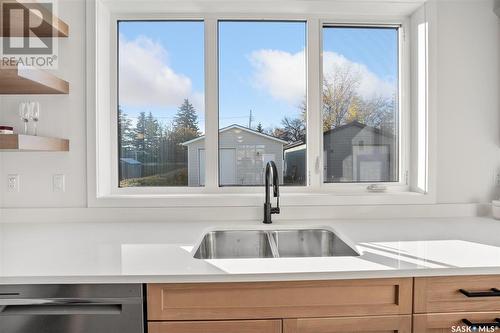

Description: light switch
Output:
[53,174,65,192]
[7,174,19,192]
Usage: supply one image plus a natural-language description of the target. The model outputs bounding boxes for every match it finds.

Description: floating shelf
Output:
[2,0,69,37]
[0,134,69,151]
[0,65,69,94]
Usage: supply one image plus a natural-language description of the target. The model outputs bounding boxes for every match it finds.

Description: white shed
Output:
[182,124,287,186]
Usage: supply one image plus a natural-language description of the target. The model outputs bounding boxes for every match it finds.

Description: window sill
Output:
[90,190,435,208]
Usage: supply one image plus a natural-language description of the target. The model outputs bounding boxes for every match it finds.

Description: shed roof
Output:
[181,124,288,146]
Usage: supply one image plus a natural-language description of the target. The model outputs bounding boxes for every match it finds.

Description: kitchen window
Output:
[322,26,400,184]
[89,0,433,205]
[117,20,205,187]
[115,21,403,190]
[218,21,307,187]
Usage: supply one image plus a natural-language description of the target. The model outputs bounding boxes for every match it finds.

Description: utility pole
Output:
[248,109,253,129]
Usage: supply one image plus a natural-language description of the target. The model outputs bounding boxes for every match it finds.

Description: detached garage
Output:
[182,124,287,187]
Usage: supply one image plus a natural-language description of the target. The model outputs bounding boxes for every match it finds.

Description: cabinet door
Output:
[148,279,412,320]
[415,275,500,313]
[414,312,500,333]
[283,315,411,333]
[149,320,281,333]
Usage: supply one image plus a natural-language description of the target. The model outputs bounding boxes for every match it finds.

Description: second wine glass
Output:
[18,102,29,134]
[29,102,40,136]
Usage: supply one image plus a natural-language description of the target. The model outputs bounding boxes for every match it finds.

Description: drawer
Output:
[147,278,412,321]
[415,275,500,313]
[414,312,500,333]
[149,320,281,333]
[284,315,412,333]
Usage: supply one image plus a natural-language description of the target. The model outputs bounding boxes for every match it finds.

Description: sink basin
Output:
[270,229,359,257]
[193,230,274,259]
[193,229,359,259]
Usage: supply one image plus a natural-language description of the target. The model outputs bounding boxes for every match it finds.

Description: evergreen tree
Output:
[256,122,263,133]
[144,112,162,160]
[173,99,200,135]
[134,112,147,161]
[118,107,135,152]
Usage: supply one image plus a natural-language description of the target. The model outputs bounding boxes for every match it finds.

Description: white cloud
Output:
[119,34,204,113]
[323,51,395,100]
[249,49,306,105]
[249,49,395,104]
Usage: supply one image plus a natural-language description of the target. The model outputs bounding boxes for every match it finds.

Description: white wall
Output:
[435,0,500,203]
[0,0,499,212]
[0,0,87,208]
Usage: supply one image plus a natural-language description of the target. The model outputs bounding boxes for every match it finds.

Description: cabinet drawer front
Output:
[148,279,412,321]
[415,276,500,313]
[284,315,411,333]
[414,312,500,333]
[149,320,281,333]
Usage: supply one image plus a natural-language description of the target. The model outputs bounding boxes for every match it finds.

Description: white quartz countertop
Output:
[1,217,500,284]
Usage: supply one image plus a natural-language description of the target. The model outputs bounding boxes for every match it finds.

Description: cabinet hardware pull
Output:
[459,288,500,297]
[462,319,500,328]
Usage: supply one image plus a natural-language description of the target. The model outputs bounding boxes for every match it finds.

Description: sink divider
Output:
[266,232,280,258]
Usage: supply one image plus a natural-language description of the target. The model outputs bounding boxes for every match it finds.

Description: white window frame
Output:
[86,0,436,207]
[319,21,410,193]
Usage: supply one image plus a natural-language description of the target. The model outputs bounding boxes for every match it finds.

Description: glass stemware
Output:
[30,102,40,136]
[18,102,29,134]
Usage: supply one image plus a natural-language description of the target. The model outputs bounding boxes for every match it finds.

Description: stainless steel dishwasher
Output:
[0,284,144,333]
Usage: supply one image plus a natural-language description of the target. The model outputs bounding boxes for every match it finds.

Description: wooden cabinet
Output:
[284,315,412,333]
[415,275,500,332]
[415,275,500,313]
[149,320,281,333]
[147,275,500,333]
[148,278,412,321]
[414,312,500,333]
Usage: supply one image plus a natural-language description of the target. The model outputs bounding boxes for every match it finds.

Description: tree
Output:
[173,99,200,135]
[132,111,163,164]
[144,112,162,159]
[322,63,361,131]
[118,107,134,152]
[256,122,264,133]
[321,62,395,133]
[133,111,147,158]
[276,116,306,143]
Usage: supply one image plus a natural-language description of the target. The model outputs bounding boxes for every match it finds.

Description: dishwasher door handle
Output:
[0,301,123,315]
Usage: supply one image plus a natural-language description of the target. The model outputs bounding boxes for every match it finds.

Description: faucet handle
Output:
[271,207,280,215]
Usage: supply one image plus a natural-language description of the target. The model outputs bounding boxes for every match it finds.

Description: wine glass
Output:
[30,102,40,136]
[18,102,29,134]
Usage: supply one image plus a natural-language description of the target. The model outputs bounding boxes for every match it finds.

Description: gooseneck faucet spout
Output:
[263,161,280,224]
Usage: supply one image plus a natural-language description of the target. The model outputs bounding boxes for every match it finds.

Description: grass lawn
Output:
[120,168,188,187]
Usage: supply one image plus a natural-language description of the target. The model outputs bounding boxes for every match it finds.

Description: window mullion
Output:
[306,18,322,190]
[204,18,219,192]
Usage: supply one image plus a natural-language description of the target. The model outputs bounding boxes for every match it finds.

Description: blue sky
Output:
[323,27,398,82]
[118,21,398,133]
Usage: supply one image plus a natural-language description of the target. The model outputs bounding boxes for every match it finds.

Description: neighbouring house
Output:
[283,121,397,183]
[283,141,307,185]
[182,124,287,186]
[120,157,142,180]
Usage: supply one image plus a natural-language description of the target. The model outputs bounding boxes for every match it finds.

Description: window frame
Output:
[319,22,410,192]
[87,0,435,207]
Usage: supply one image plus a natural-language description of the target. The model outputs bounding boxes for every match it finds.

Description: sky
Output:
[118,21,398,134]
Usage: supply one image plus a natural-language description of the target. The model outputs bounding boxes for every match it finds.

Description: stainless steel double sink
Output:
[193,229,359,259]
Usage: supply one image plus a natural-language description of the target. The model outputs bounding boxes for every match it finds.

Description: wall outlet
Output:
[7,174,19,193]
[53,174,65,193]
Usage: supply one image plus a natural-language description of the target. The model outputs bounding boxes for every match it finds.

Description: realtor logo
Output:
[0,0,58,68]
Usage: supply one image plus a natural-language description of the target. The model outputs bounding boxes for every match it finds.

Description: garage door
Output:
[198,149,237,186]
